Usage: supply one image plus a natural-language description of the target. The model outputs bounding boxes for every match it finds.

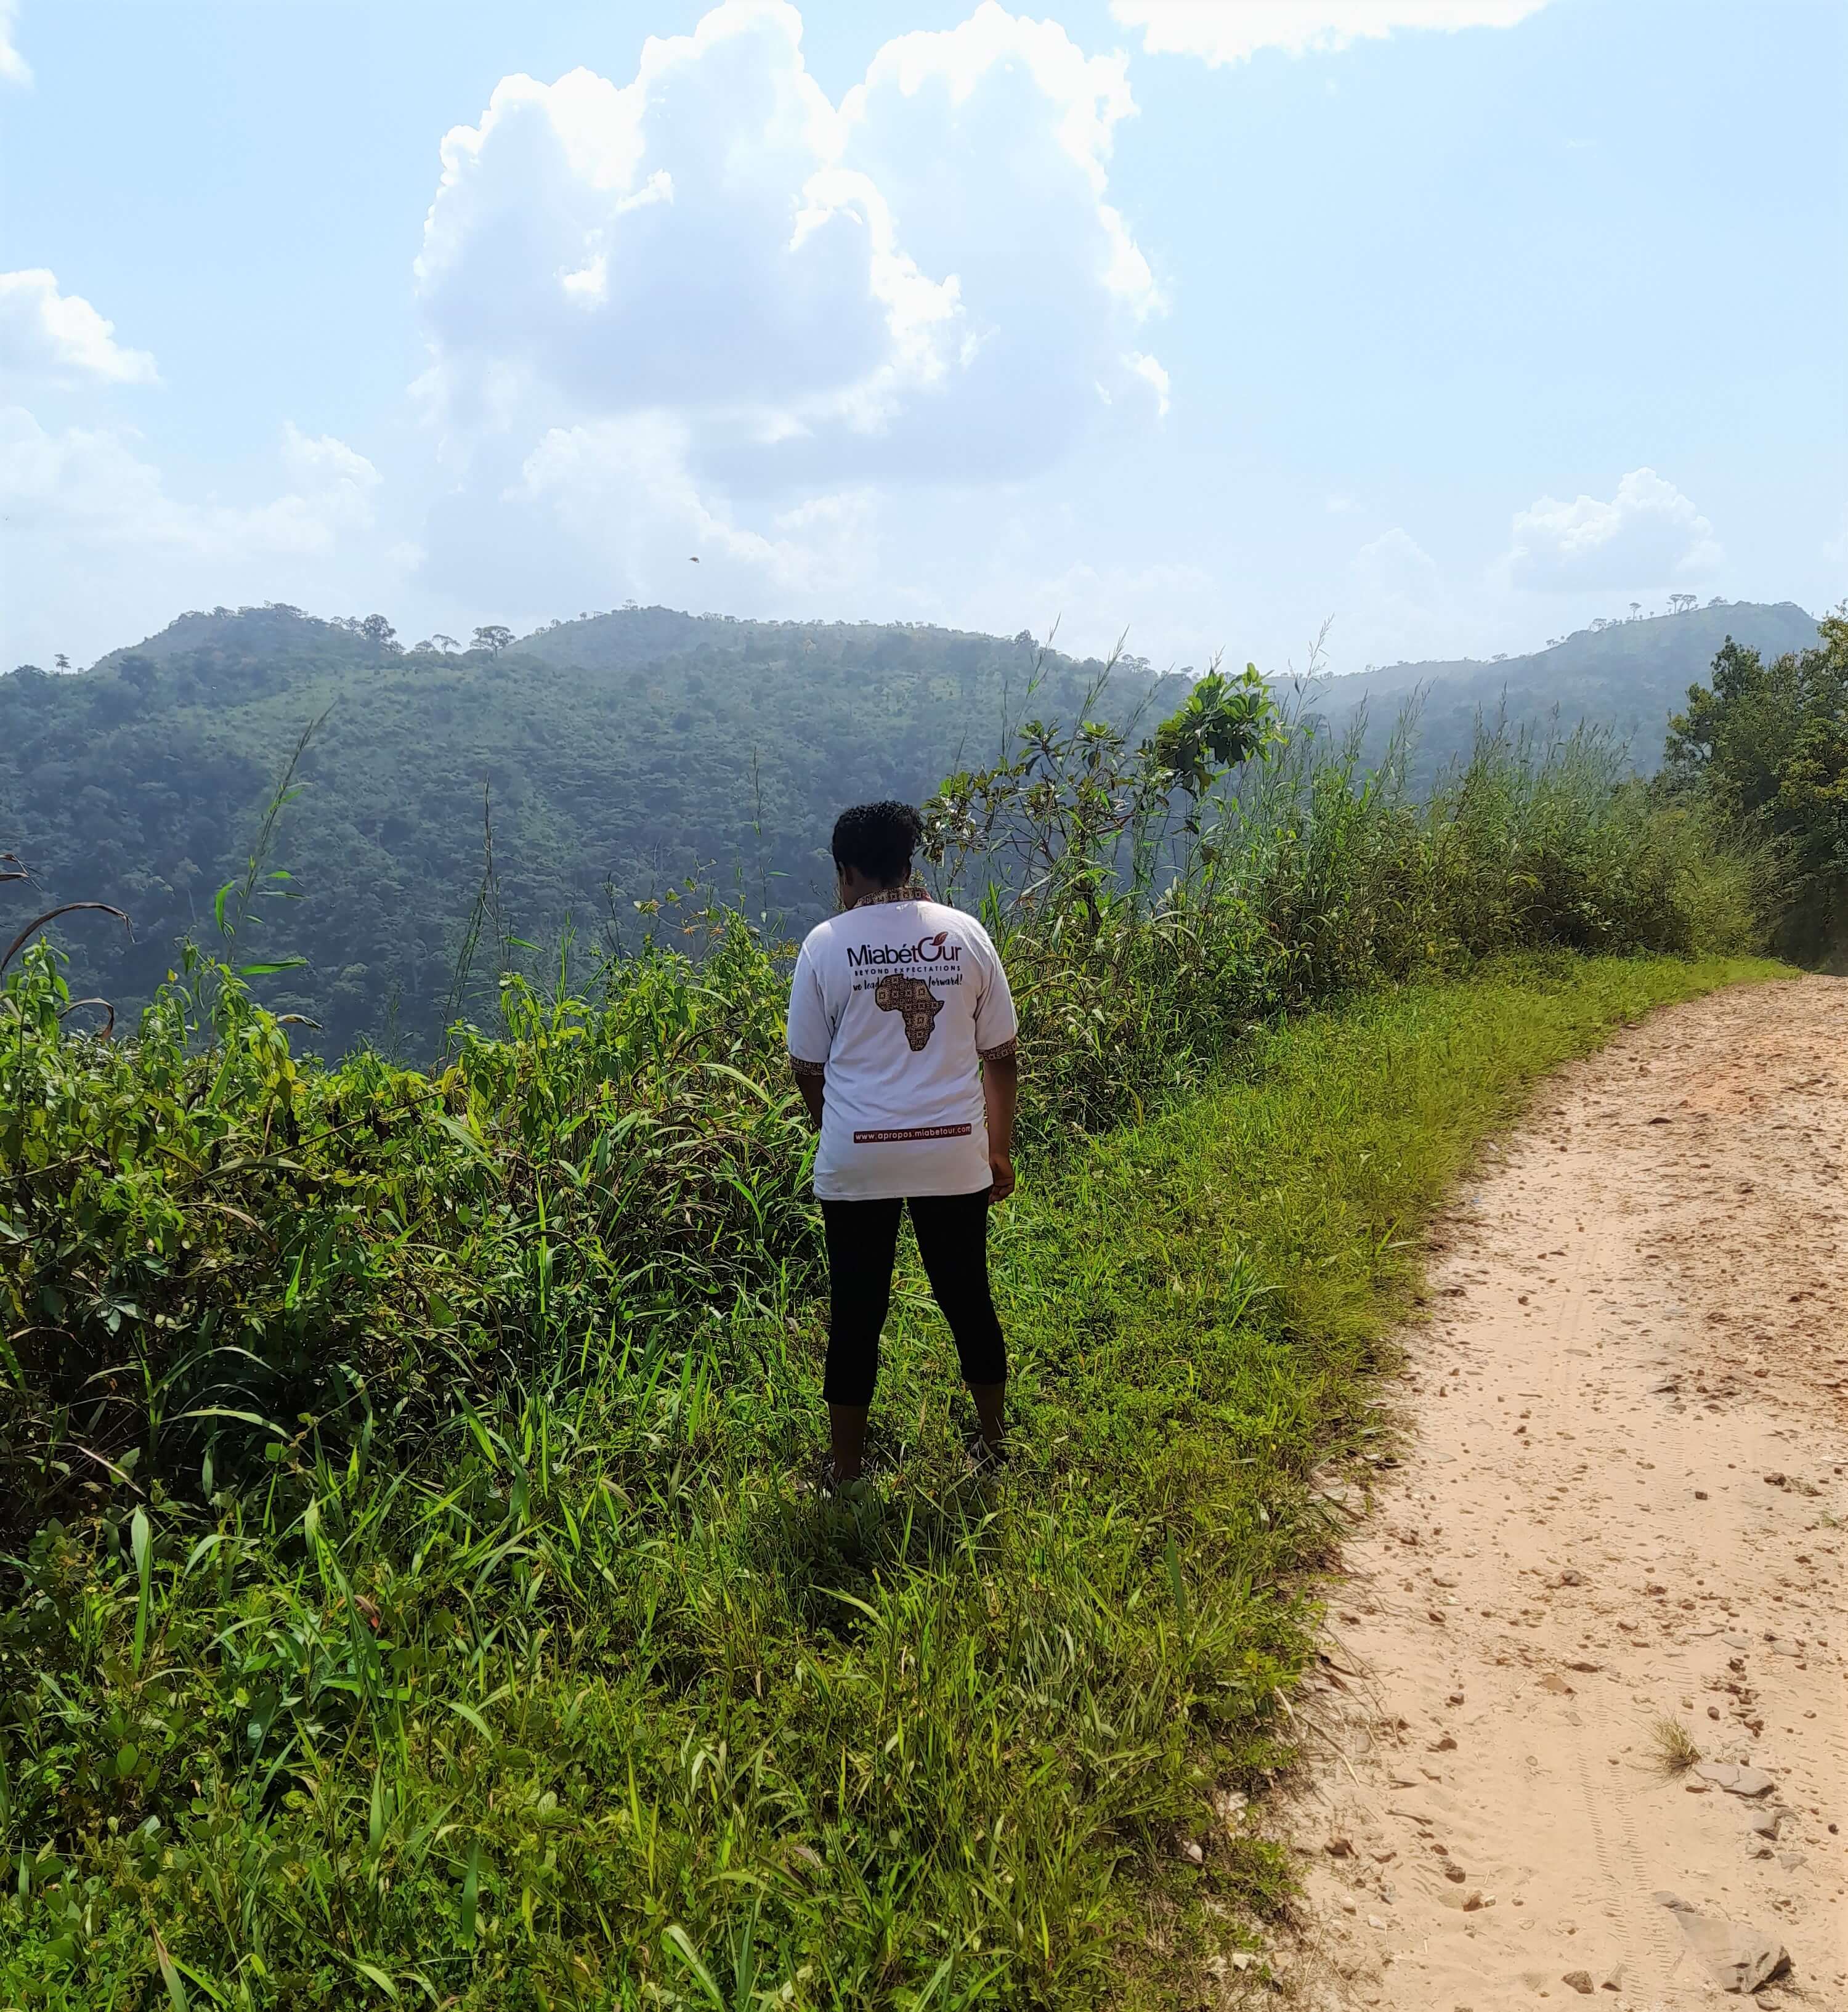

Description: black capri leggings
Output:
[820,1189,1006,1406]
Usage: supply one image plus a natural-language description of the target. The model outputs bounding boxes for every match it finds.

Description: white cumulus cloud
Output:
[278,422,383,540]
[1110,0,1550,66]
[513,412,863,593]
[1353,525,1438,598]
[1,1,30,87]
[1350,524,1440,631]
[411,1,1165,602]
[0,409,378,559]
[1126,351,1170,418]
[1339,525,1472,665]
[1506,468,1721,592]
[2,408,391,665]
[0,270,160,386]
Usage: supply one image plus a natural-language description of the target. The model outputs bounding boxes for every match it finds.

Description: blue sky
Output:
[2,0,1842,676]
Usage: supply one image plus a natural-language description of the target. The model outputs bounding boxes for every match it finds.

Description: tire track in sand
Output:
[1266,975,1847,2011]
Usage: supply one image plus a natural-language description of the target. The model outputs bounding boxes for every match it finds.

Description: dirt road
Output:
[1277,975,1847,2009]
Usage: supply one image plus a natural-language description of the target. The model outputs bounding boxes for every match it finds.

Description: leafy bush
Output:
[1661,608,1848,964]
[1,924,817,1539]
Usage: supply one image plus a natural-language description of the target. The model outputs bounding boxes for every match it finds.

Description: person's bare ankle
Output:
[827,1402,870,1485]
[967,1381,1005,1452]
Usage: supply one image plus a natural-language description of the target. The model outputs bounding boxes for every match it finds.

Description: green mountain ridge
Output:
[0,596,1822,1057]
[1305,599,1822,786]
[1,607,1181,1057]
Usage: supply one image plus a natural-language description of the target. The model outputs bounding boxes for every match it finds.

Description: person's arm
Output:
[793,1058,825,1129]
[785,939,831,1130]
[981,1049,1017,1201]
[971,924,1019,1201]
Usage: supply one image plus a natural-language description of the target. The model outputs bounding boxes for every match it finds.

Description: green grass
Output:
[0,950,1784,2011]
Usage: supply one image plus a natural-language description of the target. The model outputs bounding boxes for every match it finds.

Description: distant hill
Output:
[0,607,1178,1057]
[1301,599,1822,788]
[0,596,1821,1056]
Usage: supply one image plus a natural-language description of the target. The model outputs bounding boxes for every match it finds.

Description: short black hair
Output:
[831,800,922,885]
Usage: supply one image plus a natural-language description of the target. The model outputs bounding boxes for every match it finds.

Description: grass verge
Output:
[2,952,1785,2010]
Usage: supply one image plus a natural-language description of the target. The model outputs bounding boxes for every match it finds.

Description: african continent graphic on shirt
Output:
[873,968,944,1050]
[785,895,1017,1201]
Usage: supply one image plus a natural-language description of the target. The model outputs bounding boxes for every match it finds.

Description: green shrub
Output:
[1661,608,1848,965]
[1,923,819,1538]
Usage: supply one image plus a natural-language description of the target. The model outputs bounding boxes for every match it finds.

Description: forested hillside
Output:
[0,607,1180,1056]
[0,596,1818,1056]
[1311,598,1820,789]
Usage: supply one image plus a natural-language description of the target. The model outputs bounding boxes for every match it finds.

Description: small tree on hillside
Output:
[472,625,513,655]
[922,653,1279,927]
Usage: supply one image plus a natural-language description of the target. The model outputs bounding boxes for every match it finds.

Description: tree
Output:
[53,654,71,672]
[923,657,1279,931]
[1668,593,1697,615]
[1663,610,1848,962]
[1629,602,1643,621]
[431,633,459,653]
[472,625,514,655]
[359,614,399,650]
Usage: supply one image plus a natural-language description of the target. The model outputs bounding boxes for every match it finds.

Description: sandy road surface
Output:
[1275,975,1847,2010]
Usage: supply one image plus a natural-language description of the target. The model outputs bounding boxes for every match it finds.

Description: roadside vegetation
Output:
[1,596,1817,1057]
[1660,606,1847,966]
[0,657,1783,2008]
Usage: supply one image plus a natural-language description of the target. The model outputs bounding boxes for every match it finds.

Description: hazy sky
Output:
[3,0,1843,676]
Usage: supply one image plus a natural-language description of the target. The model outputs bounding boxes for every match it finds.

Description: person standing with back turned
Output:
[786,801,1019,1485]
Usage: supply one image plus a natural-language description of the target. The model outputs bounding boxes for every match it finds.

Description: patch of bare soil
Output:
[1269,976,1848,2010]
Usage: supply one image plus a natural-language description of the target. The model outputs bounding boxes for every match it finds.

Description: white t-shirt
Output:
[785,892,1018,1201]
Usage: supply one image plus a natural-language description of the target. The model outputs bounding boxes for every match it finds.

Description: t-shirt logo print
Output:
[873,969,944,1051]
